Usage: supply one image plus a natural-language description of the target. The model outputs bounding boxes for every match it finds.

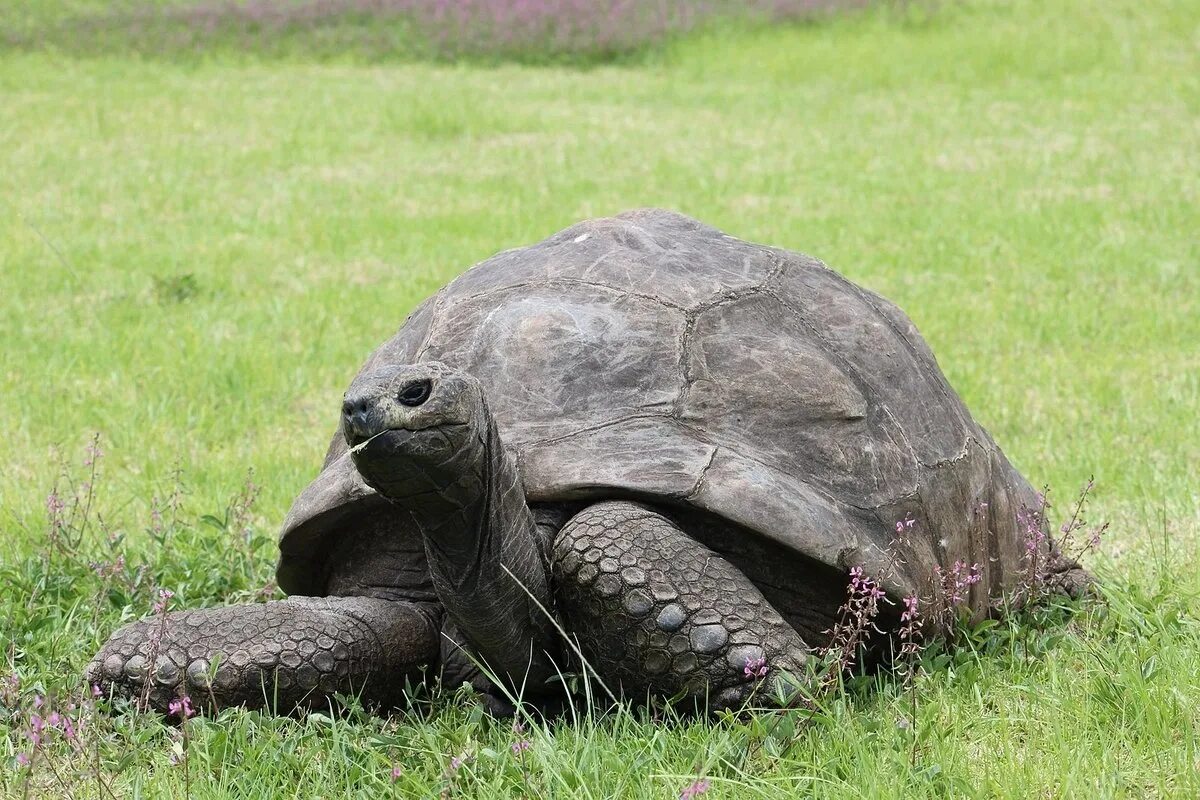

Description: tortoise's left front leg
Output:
[86,597,440,713]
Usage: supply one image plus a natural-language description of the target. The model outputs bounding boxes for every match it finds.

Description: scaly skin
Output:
[552,501,809,709]
[346,364,563,697]
[85,597,440,713]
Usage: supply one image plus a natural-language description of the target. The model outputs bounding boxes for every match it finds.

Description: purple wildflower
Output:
[391,765,403,782]
[1054,477,1109,563]
[153,588,175,615]
[897,593,922,672]
[15,753,30,768]
[743,656,768,679]
[168,695,196,720]
[28,713,44,747]
[84,435,104,467]
[509,718,532,755]
[822,563,888,685]
[1018,496,1049,592]
[934,560,982,607]
[90,554,126,579]
[45,490,65,519]
[680,779,711,799]
[58,715,78,744]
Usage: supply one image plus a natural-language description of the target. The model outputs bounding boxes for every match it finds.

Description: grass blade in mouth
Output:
[349,429,393,455]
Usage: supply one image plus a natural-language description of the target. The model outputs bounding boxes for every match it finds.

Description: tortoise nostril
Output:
[398,379,432,407]
[343,399,372,421]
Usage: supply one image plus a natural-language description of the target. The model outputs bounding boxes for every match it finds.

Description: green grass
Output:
[2,0,1199,796]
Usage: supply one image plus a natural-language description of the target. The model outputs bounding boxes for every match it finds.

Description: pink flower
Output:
[680,779,710,799]
[168,695,195,720]
[84,435,104,467]
[509,719,532,754]
[45,491,65,518]
[58,716,77,743]
[27,712,45,748]
[935,560,982,606]
[15,753,30,768]
[391,765,403,782]
[743,656,768,679]
[153,588,175,615]
[898,593,923,662]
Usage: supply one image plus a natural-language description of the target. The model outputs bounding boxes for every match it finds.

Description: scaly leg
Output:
[551,501,809,709]
[86,597,440,713]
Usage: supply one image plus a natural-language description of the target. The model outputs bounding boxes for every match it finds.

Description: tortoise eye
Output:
[398,379,432,407]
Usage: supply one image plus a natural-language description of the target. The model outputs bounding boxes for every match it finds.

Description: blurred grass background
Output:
[3,0,865,62]
[1,0,1198,796]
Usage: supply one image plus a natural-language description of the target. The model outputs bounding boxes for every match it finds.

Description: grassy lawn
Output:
[2,0,1198,796]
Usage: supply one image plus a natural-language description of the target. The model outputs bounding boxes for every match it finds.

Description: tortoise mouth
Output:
[348,423,472,459]
[348,423,477,502]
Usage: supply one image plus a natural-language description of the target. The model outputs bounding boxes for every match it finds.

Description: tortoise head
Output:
[342,362,491,507]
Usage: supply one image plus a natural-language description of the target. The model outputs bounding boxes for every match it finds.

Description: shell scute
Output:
[421,283,686,444]
[765,256,972,468]
[681,291,917,508]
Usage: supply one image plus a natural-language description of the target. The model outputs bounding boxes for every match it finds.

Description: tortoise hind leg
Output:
[86,597,440,713]
[551,501,809,709]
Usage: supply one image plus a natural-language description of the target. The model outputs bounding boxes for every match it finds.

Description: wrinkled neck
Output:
[392,404,558,691]
[416,421,535,572]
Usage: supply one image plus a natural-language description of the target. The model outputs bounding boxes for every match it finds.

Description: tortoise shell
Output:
[278,209,1039,607]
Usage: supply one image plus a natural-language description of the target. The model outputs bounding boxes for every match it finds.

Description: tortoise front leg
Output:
[86,597,440,713]
[551,501,810,709]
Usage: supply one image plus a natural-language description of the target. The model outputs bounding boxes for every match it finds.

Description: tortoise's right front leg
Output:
[552,501,810,709]
[86,597,440,713]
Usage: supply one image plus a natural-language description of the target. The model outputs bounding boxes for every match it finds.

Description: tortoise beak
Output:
[341,397,389,447]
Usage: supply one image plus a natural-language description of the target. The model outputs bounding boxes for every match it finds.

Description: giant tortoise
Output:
[87,209,1082,712]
